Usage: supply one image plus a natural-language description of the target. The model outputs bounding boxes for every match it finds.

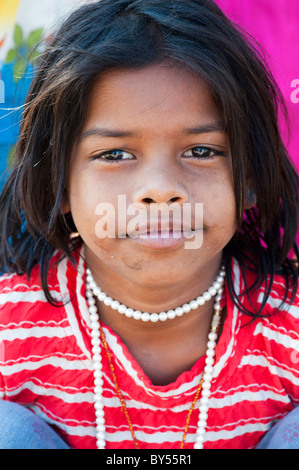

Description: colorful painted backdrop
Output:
[0,0,298,190]
[216,0,299,170]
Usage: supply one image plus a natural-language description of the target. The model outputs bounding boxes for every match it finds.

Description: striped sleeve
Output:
[241,278,299,405]
[0,340,5,399]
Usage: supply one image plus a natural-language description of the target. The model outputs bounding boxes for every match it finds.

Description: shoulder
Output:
[257,271,299,321]
[242,268,299,364]
[233,258,299,347]
[234,257,299,318]
[0,251,67,327]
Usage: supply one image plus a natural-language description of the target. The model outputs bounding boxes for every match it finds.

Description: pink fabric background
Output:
[215,0,299,170]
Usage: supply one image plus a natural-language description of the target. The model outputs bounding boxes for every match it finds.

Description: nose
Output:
[132,167,189,206]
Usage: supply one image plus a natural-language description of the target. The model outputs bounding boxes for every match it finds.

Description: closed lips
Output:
[127,221,197,237]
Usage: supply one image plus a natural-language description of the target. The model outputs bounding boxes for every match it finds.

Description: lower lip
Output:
[127,230,195,250]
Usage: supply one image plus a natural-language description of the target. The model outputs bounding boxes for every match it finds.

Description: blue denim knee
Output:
[257,407,299,449]
[0,400,69,449]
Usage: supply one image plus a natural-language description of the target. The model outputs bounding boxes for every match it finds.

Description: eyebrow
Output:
[80,121,226,141]
[80,128,137,140]
[182,121,226,135]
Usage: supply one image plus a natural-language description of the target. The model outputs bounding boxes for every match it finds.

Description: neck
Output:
[97,296,219,385]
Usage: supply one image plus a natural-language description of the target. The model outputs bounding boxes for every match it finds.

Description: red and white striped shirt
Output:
[0,246,298,449]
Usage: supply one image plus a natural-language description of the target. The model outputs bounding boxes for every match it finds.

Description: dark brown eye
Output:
[183,146,226,159]
[91,149,134,161]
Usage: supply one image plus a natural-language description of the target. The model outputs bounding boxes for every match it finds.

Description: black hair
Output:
[0,0,298,318]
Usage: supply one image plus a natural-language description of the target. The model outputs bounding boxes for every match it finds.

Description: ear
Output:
[61,188,71,214]
[244,187,257,210]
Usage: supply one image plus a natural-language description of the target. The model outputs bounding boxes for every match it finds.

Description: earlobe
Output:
[244,187,257,210]
[61,189,71,215]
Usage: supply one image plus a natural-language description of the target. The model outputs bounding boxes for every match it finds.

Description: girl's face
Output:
[65,63,236,294]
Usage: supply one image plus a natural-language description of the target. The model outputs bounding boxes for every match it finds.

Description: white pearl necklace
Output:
[85,266,225,449]
[86,266,225,322]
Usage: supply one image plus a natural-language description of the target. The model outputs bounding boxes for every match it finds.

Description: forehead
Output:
[84,63,222,130]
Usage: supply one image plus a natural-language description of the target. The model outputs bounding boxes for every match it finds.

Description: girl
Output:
[0,0,298,450]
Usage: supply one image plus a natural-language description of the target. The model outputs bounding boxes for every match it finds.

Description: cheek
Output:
[197,175,236,229]
[68,172,104,235]
[68,172,130,250]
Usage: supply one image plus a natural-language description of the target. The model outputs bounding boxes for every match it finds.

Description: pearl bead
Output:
[93,286,101,297]
[150,313,159,322]
[141,312,150,322]
[125,308,134,318]
[89,280,97,291]
[201,389,211,398]
[90,313,99,323]
[203,292,211,301]
[204,364,213,374]
[159,312,168,321]
[96,439,105,449]
[133,310,142,320]
[206,348,216,358]
[94,391,104,400]
[103,296,113,306]
[94,401,104,410]
[199,396,209,405]
[118,304,127,314]
[199,403,208,413]
[205,356,214,366]
[111,300,120,310]
[190,300,199,310]
[196,427,205,436]
[175,307,184,316]
[98,292,107,301]
[167,310,176,319]
[203,372,213,382]
[87,294,95,304]
[94,376,104,386]
[208,286,217,296]
[208,332,217,341]
[197,419,207,428]
[86,276,93,297]
[202,381,211,390]
[197,296,205,306]
[89,305,98,315]
[95,408,104,417]
[194,442,203,449]
[94,369,102,378]
[91,337,100,346]
[182,304,191,313]
[94,362,103,371]
[91,321,100,331]
[200,411,208,421]
[96,416,105,425]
